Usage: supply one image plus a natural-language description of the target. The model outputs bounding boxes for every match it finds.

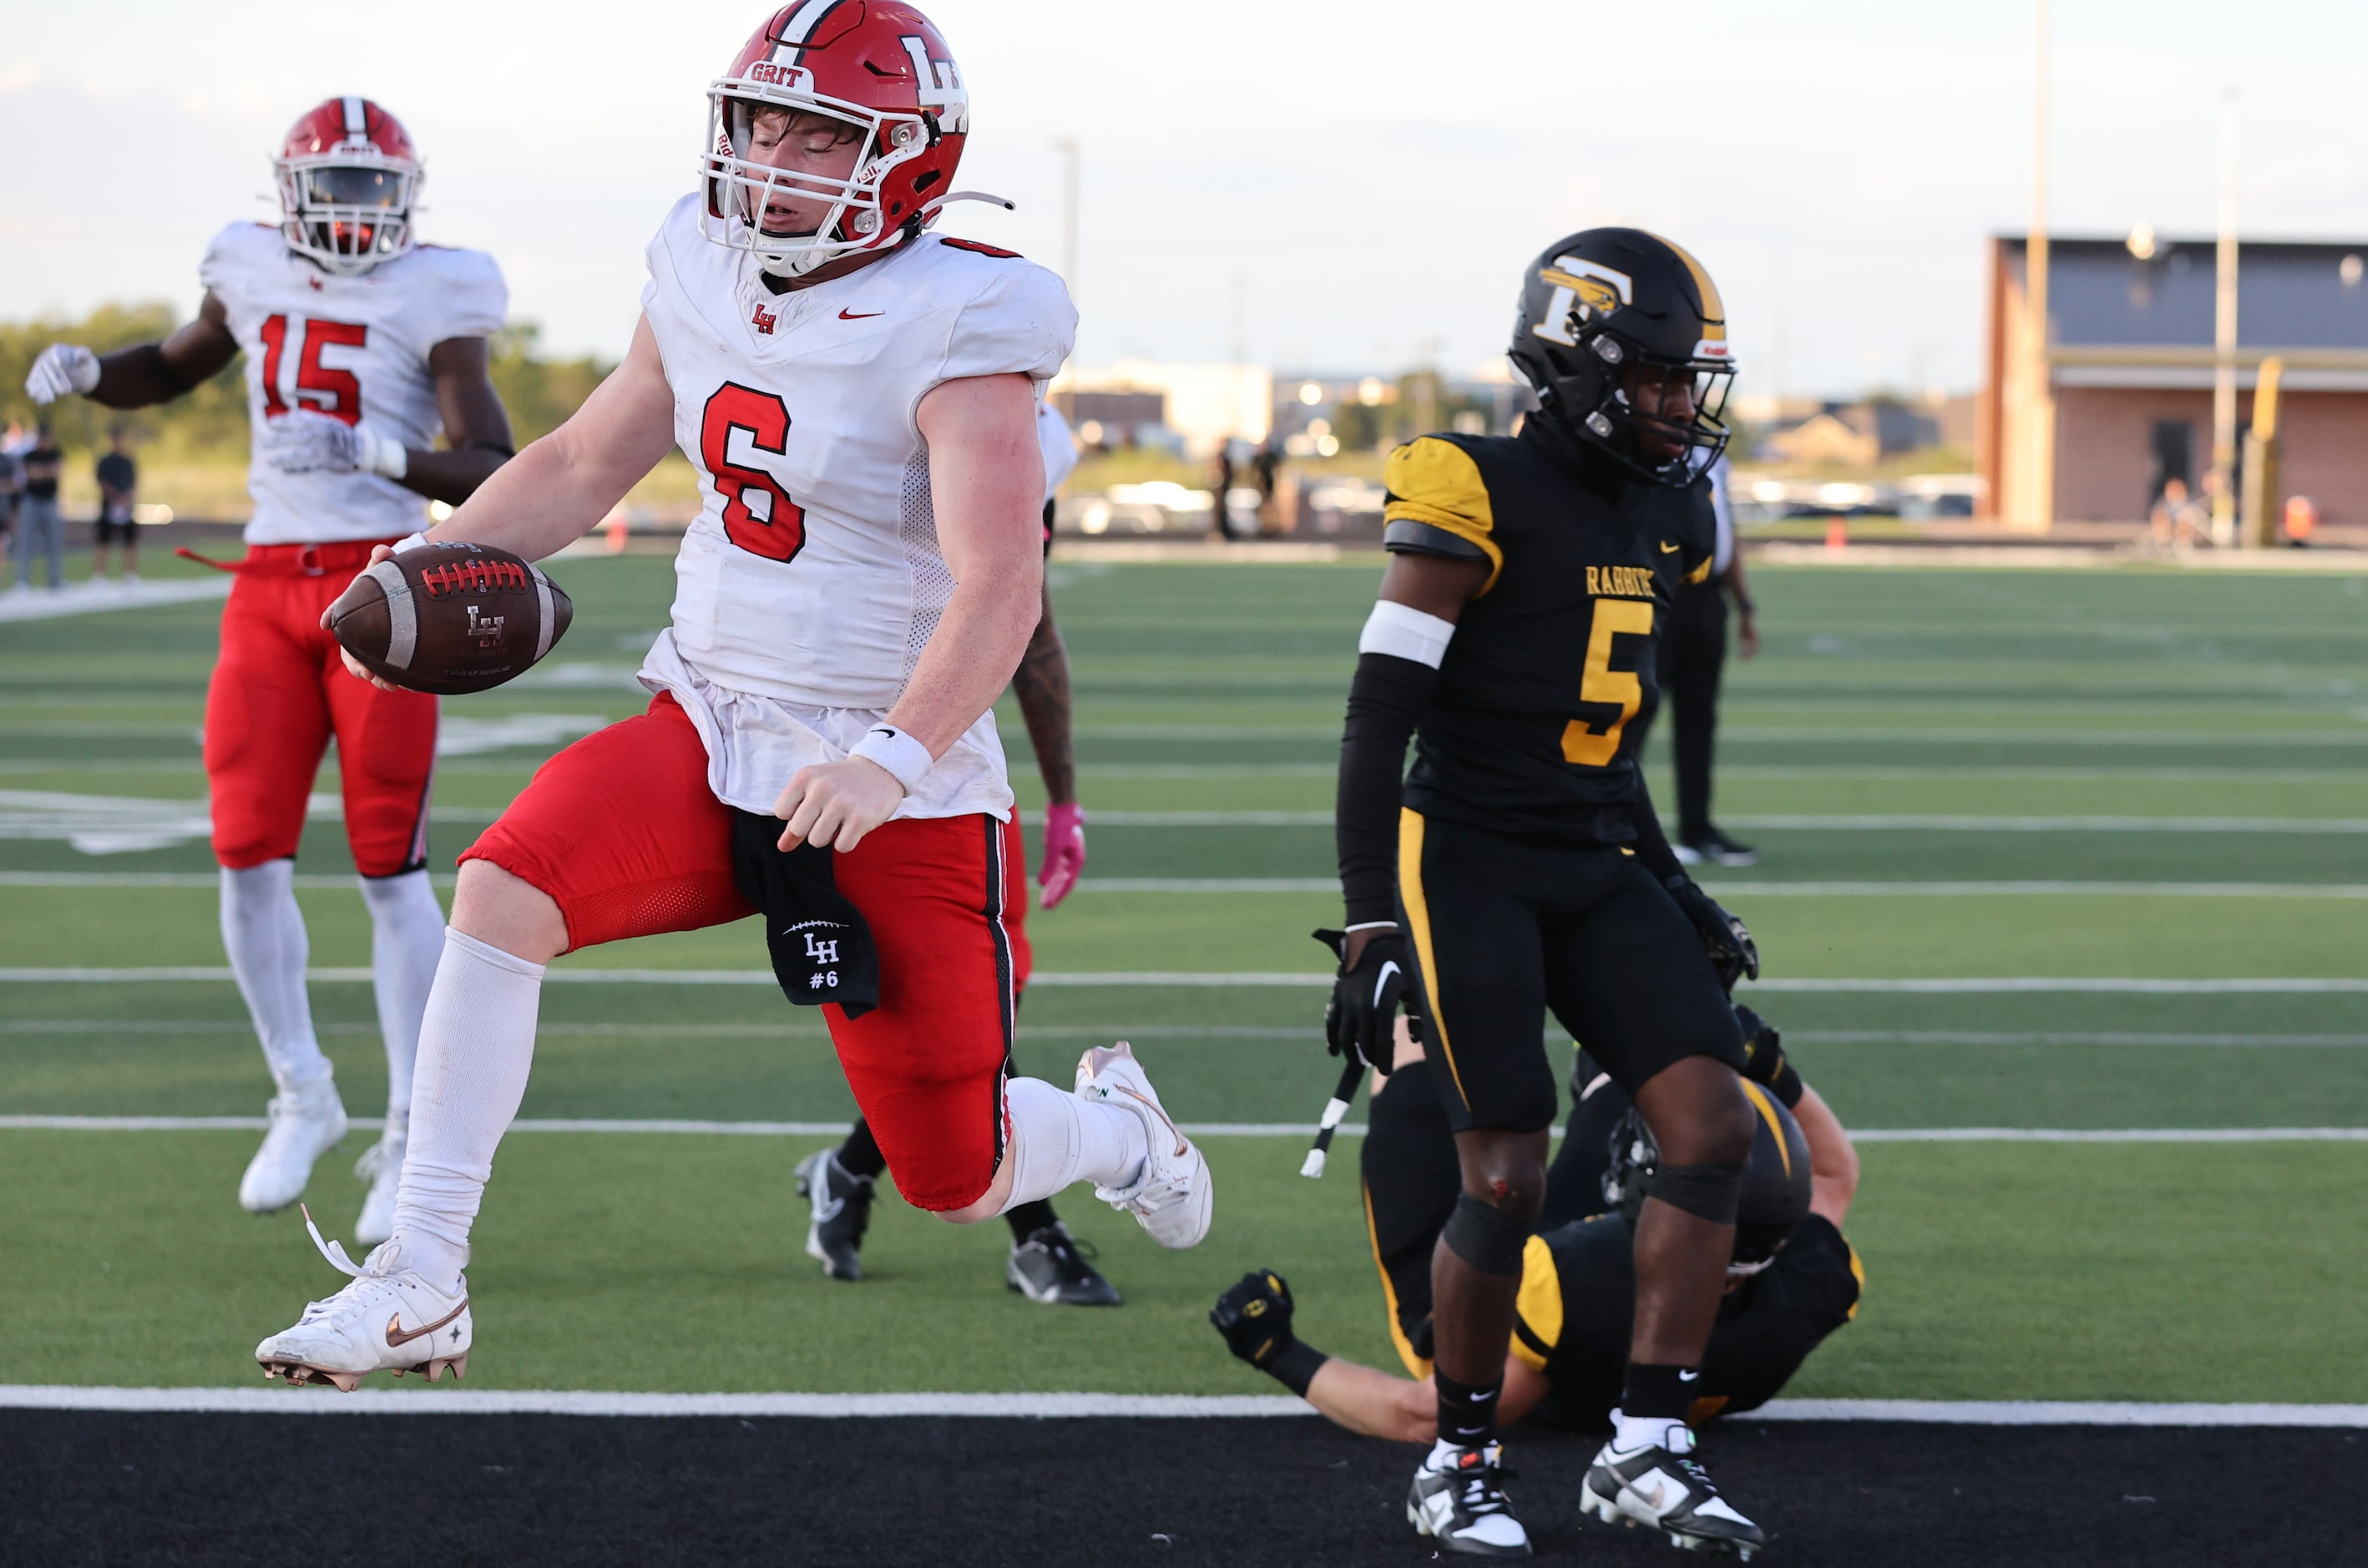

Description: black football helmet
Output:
[1604,1085,1812,1275]
[1508,228,1735,486]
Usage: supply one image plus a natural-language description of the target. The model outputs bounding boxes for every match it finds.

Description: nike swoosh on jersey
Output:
[839,308,885,320]
[384,1300,468,1347]
[1659,540,1682,554]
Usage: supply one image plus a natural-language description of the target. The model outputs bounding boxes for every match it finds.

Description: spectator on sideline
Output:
[1637,452,1759,866]
[15,422,64,592]
[94,427,140,584]
[0,426,23,587]
[1211,440,1237,539]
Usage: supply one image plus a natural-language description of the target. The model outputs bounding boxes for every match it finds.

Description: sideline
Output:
[0,578,230,623]
[2,1385,2365,1424]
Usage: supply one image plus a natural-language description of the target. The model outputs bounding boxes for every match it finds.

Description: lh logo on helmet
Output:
[900,36,969,131]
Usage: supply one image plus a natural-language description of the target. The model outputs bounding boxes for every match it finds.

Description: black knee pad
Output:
[1649,1162,1744,1227]
[1441,1192,1529,1277]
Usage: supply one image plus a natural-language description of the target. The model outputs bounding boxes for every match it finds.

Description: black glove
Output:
[1665,878,1759,992]
[1211,1269,1328,1395]
[1733,1004,1804,1109]
[1313,926,1409,1073]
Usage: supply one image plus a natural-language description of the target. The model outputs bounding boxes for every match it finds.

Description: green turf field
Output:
[4,553,2366,1400]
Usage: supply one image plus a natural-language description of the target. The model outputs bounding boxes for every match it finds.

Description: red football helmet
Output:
[273,97,422,276]
[701,2,988,279]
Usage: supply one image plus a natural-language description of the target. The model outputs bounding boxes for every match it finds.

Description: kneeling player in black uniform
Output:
[1318,230,1774,1557]
[1213,1010,1862,1564]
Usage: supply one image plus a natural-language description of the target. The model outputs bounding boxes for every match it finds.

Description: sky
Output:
[3,0,2365,397]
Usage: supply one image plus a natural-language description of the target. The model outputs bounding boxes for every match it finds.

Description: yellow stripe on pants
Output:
[1397,807,1468,1106]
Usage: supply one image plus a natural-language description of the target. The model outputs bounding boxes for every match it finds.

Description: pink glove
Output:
[1037,802,1087,909]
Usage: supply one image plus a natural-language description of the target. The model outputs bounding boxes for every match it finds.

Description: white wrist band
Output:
[362,426,408,481]
[850,725,933,794]
[1343,920,1399,933]
[392,531,431,554]
[1358,599,1456,668]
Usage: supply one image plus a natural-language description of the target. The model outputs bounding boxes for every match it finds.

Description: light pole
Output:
[2021,0,2056,533]
[1052,137,1080,306]
[2210,89,2240,547]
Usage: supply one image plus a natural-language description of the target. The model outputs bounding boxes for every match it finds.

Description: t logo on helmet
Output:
[1531,257,1633,347]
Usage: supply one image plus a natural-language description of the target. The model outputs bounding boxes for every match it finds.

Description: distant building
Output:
[1050,361,1273,457]
[1982,235,2368,526]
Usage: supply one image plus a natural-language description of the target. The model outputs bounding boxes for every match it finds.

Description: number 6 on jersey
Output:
[701,382,806,563]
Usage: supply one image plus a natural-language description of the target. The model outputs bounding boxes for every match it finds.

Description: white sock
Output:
[996,1075,1147,1212]
[219,860,329,1091]
[1612,1408,1690,1454]
[390,928,544,1291]
[358,869,444,1122]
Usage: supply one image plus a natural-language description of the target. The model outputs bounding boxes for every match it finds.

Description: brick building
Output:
[1981,235,2368,526]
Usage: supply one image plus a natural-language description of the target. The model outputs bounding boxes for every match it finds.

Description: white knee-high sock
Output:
[358,869,444,1124]
[219,860,329,1092]
[391,928,543,1290]
[998,1075,1147,1213]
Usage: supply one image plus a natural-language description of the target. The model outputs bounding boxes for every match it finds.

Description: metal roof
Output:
[2002,237,2368,350]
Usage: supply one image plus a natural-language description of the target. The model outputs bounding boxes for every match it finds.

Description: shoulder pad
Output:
[1383,437,1501,592]
[1384,519,1489,562]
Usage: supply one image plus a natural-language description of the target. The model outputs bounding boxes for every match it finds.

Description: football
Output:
[326,542,573,696]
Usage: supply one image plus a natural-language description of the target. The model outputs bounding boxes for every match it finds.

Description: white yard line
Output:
[7,1115,2367,1143]
[8,872,2368,899]
[1,1385,2363,1425]
[0,579,230,622]
[5,968,2366,993]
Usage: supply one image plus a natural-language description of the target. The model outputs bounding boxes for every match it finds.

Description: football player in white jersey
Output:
[252,1,1210,1392]
[795,402,1116,1302]
[26,99,515,1247]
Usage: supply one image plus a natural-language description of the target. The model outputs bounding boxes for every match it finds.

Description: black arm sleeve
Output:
[1627,774,1691,889]
[1336,650,1437,926]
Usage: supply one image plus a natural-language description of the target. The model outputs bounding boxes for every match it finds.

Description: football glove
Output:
[24,344,99,405]
[1210,1269,1298,1371]
[1313,925,1409,1074]
[1036,802,1086,910]
[256,411,407,479]
[1666,877,1759,992]
[1734,1004,1804,1109]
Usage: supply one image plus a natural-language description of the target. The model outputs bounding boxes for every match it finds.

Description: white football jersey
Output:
[635,194,1076,820]
[199,223,508,545]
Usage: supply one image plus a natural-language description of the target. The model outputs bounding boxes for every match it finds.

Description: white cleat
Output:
[255,1210,471,1393]
[1075,1041,1212,1249]
[238,1071,348,1214]
[349,1118,407,1249]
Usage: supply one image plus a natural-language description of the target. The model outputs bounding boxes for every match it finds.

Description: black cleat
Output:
[1582,1426,1766,1559]
[794,1148,875,1282]
[1005,1222,1121,1306]
[1684,828,1758,867]
[1407,1442,1531,1557]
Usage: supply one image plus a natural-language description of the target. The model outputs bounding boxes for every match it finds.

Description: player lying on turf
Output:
[1215,1010,1860,1474]
[1320,229,1773,1556]
[25,99,514,1246]
[796,403,1121,1306]
[253,1,1208,1393]
[1217,1013,1859,1563]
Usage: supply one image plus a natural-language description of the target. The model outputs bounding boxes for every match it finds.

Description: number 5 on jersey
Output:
[701,383,807,563]
[1562,599,1654,767]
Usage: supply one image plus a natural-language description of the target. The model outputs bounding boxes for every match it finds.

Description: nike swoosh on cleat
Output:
[384,1300,468,1348]
[839,309,885,320]
[1116,1084,1189,1156]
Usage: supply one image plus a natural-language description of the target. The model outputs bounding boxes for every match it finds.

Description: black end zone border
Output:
[4,1411,2360,1565]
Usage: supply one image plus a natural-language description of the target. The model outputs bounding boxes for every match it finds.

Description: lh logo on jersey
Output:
[751,301,778,336]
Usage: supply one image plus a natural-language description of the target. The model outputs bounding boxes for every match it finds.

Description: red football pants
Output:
[462,691,1032,1211]
[205,541,438,877]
